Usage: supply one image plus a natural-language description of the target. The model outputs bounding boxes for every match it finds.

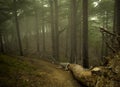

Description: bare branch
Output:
[99,27,116,36]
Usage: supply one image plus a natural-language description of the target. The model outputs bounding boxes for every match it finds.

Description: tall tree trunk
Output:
[114,0,120,47]
[42,19,45,55]
[34,9,40,52]
[0,32,4,53]
[78,0,82,64]
[82,0,89,68]
[54,0,59,61]
[70,0,77,63]
[65,22,69,59]
[101,14,107,62]
[13,0,23,56]
[42,0,46,55]
[49,0,59,61]
[23,15,29,55]
[49,0,55,58]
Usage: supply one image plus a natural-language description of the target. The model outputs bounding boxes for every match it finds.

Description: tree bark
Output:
[49,0,59,61]
[13,0,23,56]
[41,0,46,55]
[49,0,55,59]
[54,0,59,60]
[23,15,29,55]
[34,8,40,52]
[0,32,4,53]
[70,0,77,63]
[114,0,120,47]
[82,0,89,68]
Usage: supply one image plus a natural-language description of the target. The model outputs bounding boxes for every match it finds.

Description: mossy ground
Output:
[0,55,79,87]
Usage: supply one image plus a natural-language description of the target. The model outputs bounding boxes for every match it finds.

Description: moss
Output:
[0,55,36,87]
[0,55,80,87]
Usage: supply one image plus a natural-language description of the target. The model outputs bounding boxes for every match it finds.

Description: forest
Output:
[0,0,120,87]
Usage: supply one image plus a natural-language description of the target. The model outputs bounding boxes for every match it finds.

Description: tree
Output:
[13,0,23,56]
[33,0,40,53]
[82,0,89,68]
[54,0,59,60]
[41,0,46,55]
[23,15,29,55]
[49,0,59,61]
[0,31,4,53]
[70,0,77,63]
[114,0,120,48]
[49,0,55,59]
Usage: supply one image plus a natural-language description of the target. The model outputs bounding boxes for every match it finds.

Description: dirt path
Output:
[23,57,80,87]
[0,55,81,87]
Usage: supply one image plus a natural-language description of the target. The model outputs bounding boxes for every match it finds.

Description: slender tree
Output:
[54,0,59,60]
[114,0,120,47]
[34,1,40,53]
[41,0,46,55]
[70,0,77,63]
[49,0,59,61]
[49,0,55,59]
[23,15,29,54]
[0,31,4,53]
[82,0,89,68]
[13,0,23,56]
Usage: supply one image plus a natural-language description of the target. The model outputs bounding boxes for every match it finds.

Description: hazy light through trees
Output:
[0,0,114,66]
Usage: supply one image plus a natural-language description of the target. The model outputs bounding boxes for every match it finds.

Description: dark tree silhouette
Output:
[114,0,120,47]
[13,0,23,56]
[34,0,40,53]
[0,32,4,53]
[70,0,77,63]
[82,0,89,68]
[42,0,46,55]
[49,0,59,61]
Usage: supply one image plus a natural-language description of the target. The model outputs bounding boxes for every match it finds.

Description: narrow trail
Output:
[24,57,80,87]
[0,55,81,87]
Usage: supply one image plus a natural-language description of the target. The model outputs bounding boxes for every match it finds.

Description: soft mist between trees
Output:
[0,0,119,67]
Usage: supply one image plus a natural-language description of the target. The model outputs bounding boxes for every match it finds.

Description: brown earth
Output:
[0,55,81,87]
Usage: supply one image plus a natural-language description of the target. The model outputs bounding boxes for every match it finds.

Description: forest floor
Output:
[0,55,80,87]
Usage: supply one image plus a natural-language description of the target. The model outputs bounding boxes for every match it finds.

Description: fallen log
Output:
[67,64,99,87]
[58,56,120,87]
[59,62,120,87]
